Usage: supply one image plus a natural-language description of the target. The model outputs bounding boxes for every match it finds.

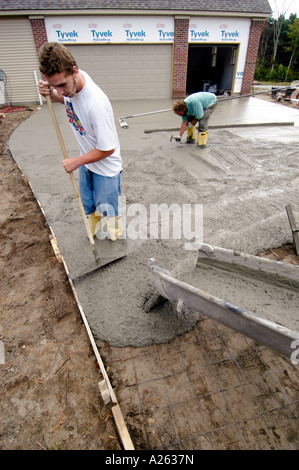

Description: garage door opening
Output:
[186,44,238,96]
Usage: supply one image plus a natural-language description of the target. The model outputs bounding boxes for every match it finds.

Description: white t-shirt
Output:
[64,70,122,177]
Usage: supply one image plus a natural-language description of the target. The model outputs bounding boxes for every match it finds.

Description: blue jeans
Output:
[79,166,122,217]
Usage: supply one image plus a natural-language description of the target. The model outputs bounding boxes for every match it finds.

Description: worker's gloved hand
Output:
[187,122,194,128]
[175,136,181,142]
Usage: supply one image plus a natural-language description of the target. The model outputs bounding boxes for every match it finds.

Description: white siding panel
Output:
[0,18,40,105]
[68,44,172,100]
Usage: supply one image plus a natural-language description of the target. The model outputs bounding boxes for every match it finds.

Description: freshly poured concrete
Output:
[9,97,299,347]
[147,244,299,358]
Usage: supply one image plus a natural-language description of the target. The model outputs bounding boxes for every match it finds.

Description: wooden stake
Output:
[50,234,62,263]
[98,379,111,405]
[112,404,135,450]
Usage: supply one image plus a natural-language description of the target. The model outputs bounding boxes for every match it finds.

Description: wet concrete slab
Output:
[112,95,299,130]
[147,244,299,359]
[9,97,299,348]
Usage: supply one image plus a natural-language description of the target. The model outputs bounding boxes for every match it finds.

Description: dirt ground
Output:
[0,106,121,451]
[254,89,299,109]
[0,95,298,450]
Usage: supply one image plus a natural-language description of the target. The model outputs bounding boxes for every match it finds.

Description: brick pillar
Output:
[241,20,265,95]
[30,17,48,54]
[172,17,189,99]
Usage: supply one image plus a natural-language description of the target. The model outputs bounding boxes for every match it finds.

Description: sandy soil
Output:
[1,95,298,450]
[0,106,121,450]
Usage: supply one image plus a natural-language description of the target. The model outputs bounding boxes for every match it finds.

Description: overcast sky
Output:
[268,0,299,17]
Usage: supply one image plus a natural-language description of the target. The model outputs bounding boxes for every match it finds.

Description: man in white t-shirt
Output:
[38,42,123,241]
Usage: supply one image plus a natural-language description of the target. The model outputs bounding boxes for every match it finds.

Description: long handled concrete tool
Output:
[118,108,172,128]
[46,95,95,246]
[118,86,291,129]
[46,95,126,282]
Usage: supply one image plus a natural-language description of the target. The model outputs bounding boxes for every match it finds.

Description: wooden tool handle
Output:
[46,95,95,246]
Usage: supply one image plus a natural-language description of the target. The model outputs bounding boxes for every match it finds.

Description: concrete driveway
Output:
[9,95,299,449]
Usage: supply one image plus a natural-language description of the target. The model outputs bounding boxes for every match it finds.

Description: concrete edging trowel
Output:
[118,108,172,128]
[46,95,126,283]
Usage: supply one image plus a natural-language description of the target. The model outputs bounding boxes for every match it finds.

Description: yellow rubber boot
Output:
[186,126,196,143]
[86,212,101,237]
[95,215,123,241]
[107,216,123,241]
[197,131,208,148]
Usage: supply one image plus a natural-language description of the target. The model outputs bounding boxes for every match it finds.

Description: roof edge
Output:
[0,9,271,19]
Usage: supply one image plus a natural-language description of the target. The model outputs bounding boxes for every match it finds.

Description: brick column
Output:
[30,17,48,53]
[241,19,265,95]
[172,17,189,99]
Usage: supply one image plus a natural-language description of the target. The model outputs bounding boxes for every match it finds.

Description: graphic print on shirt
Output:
[65,101,86,136]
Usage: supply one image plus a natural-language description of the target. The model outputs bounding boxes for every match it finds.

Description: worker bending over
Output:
[173,91,217,148]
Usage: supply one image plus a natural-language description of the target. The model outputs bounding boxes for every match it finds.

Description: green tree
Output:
[271,14,285,70]
[284,18,299,81]
[255,13,298,82]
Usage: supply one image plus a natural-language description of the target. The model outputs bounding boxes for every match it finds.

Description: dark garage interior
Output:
[186,44,238,96]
